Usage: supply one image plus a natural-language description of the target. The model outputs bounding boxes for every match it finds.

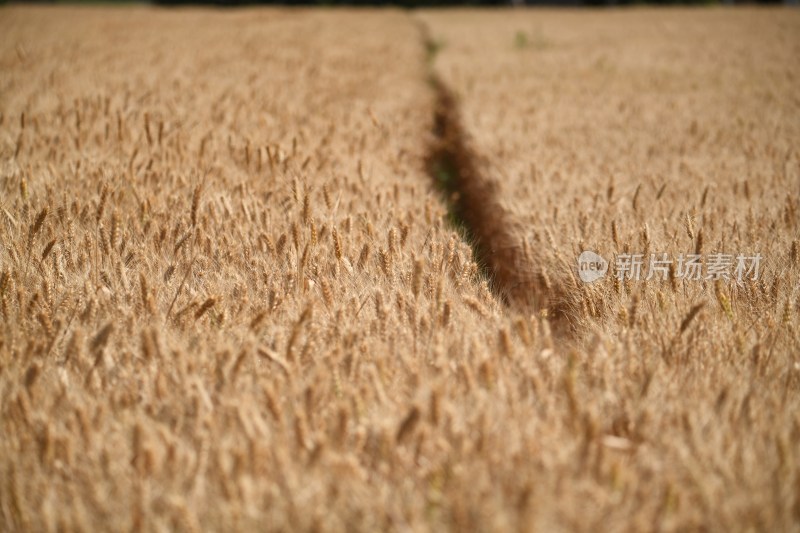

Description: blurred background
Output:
[7,0,797,7]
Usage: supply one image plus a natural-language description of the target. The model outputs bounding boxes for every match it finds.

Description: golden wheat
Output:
[0,5,798,533]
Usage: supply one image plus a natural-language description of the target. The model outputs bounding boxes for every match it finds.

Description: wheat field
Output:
[1,6,799,532]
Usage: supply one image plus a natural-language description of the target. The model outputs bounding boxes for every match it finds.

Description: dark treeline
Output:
[154,0,784,5]
[9,0,789,8]
[9,0,789,5]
